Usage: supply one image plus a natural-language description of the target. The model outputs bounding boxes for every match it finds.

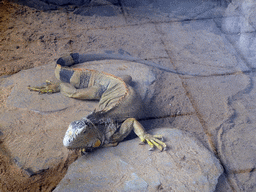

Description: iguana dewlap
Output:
[28,53,167,151]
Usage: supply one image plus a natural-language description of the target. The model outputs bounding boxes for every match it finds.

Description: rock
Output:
[221,0,256,67]
[221,0,256,33]
[122,0,225,25]
[216,75,256,191]
[157,19,249,76]
[54,128,223,192]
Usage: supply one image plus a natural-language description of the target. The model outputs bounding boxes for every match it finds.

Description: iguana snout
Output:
[63,118,103,150]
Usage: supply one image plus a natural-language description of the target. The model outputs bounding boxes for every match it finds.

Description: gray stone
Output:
[216,75,256,191]
[157,19,249,76]
[122,0,225,24]
[220,0,256,67]
[183,74,249,132]
[54,128,223,192]
[142,63,195,117]
[221,0,256,33]
[222,32,256,68]
[182,72,256,191]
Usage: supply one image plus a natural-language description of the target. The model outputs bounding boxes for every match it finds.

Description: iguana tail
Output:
[56,53,80,67]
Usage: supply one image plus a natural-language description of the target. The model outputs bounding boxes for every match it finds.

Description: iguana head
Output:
[63,118,103,150]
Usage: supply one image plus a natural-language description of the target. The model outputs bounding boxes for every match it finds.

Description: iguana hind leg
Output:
[112,118,167,151]
[28,80,60,94]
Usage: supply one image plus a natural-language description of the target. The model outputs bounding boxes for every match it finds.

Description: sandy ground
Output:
[0,144,77,192]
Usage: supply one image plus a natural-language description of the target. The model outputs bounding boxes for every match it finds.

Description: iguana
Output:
[28,53,167,151]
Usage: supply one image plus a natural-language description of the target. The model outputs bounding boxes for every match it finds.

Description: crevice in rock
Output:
[155,28,218,155]
[155,21,239,192]
[215,74,254,191]
[0,140,80,192]
[213,19,254,70]
[213,16,255,190]
[117,0,127,23]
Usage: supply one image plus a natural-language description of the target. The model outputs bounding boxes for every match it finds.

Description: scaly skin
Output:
[28,53,167,151]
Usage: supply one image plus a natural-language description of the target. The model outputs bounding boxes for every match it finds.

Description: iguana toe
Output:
[140,134,167,152]
[153,134,165,142]
[146,139,155,150]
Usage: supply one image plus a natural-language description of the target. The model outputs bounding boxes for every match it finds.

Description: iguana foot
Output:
[28,80,60,94]
[139,134,167,151]
[119,118,167,151]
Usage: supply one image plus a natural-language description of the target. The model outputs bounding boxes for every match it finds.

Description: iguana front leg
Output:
[28,80,60,94]
[60,83,103,100]
[28,81,103,100]
[112,118,167,151]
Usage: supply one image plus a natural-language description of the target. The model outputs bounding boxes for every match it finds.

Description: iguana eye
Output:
[70,120,86,130]
[83,129,87,134]
[78,121,85,127]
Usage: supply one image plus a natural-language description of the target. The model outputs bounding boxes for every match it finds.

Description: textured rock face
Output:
[221,0,256,67]
[222,0,256,32]
[222,0,256,31]
[54,128,223,192]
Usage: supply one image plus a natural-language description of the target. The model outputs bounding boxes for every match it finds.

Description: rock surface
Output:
[54,128,223,192]
[216,74,256,191]
[157,19,249,76]
[221,0,256,68]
